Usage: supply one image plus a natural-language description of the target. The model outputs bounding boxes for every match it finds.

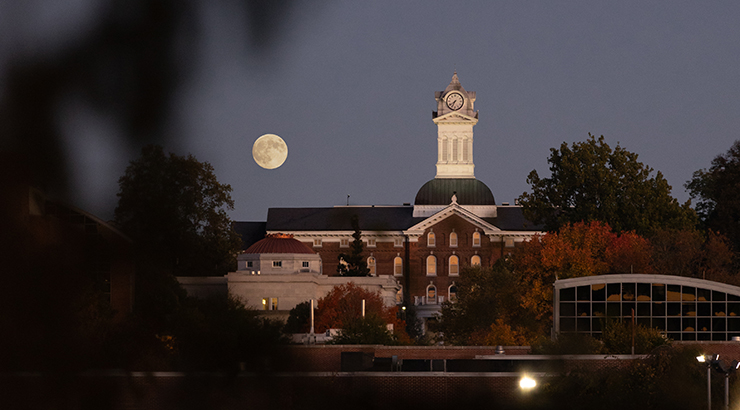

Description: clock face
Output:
[446,93,464,110]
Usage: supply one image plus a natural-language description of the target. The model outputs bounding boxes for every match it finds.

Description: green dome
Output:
[414,178,495,206]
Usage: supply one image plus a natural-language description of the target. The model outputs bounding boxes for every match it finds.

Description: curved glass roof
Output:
[554,274,740,342]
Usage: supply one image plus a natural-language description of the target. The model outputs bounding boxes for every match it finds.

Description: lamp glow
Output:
[519,376,537,390]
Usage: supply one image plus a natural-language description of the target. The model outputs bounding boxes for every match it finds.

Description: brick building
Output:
[235,73,542,320]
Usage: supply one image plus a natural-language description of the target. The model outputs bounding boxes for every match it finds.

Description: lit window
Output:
[262,298,268,311]
[270,298,278,310]
[471,255,481,267]
[427,255,437,276]
[273,261,282,268]
[313,239,322,247]
[302,261,309,268]
[394,237,404,247]
[427,284,437,304]
[450,232,458,247]
[472,232,481,247]
[247,261,253,268]
[394,257,403,276]
[367,238,376,247]
[368,256,376,275]
[449,255,459,276]
[340,238,349,247]
[449,284,458,302]
[505,238,515,248]
[428,232,436,247]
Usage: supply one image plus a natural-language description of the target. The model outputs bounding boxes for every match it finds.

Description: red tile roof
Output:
[244,233,314,254]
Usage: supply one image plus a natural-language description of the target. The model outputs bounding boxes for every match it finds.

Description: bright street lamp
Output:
[519,375,537,391]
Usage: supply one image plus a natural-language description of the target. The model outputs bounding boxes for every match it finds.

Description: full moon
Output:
[252,134,288,169]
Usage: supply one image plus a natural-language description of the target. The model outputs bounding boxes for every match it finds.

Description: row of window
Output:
[364,254,482,276]
[426,254,480,276]
[246,261,310,269]
[367,256,404,276]
[314,238,405,247]
[427,231,481,247]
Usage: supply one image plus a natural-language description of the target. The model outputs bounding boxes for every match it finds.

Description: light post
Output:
[697,354,740,410]
[697,354,717,410]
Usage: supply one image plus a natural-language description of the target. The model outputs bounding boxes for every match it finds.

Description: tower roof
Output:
[443,71,467,95]
[415,178,495,206]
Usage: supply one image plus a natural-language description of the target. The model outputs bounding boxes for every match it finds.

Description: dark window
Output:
[607,284,621,301]
[592,284,606,301]
[560,288,575,302]
[636,303,650,317]
[637,283,651,301]
[560,303,575,317]
[652,284,666,301]
[653,302,665,316]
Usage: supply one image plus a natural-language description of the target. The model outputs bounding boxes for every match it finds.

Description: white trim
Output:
[405,203,501,236]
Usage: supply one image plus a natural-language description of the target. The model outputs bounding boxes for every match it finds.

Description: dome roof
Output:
[415,178,495,206]
[244,234,315,254]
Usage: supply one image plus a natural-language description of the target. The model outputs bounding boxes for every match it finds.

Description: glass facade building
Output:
[554,274,740,341]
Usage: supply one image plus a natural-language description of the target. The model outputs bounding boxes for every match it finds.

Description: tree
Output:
[686,140,740,252]
[336,215,370,277]
[114,144,242,277]
[434,262,541,345]
[283,301,313,334]
[314,282,408,344]
[600,319,668,355]
[519,134,696,236]
[329,315,397,345]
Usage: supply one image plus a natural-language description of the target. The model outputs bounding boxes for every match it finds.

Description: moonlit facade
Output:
[554,274,740,341]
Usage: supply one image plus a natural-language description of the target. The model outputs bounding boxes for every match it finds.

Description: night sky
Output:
[5,1,740,222]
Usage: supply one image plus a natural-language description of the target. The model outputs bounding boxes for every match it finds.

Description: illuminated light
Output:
[519,376,537,390]
[697,355,706,363]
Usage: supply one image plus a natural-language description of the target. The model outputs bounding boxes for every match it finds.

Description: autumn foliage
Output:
[437,221,737,346]
[314,282,409,344]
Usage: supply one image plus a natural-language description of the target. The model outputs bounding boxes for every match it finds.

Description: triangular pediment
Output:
[432,112,478,123]
[404,203,500,236]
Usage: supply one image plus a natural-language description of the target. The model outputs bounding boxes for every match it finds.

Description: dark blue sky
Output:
[6,1,740,222]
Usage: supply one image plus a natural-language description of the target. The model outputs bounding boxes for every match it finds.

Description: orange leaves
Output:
[514,221,655,279]
[314,282,407,341]
[605,231,653,274]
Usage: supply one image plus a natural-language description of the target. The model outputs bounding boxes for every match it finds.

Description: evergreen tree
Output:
[336,215,370,277]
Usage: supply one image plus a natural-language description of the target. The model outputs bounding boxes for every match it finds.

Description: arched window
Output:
[428,232,436,247]
[427,255,437,276]
[368,256,376,276]
[449,284,458,302]
[450,232,458,247]
[471,255,481,267]
[472,232,481,247]
[426,284,437,304]
[394,256,403,276]
[449,255,459,276]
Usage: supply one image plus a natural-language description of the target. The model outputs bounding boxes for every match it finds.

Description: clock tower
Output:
[432,72,478,179]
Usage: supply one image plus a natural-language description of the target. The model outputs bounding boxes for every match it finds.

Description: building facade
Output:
[238,73,543,319]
